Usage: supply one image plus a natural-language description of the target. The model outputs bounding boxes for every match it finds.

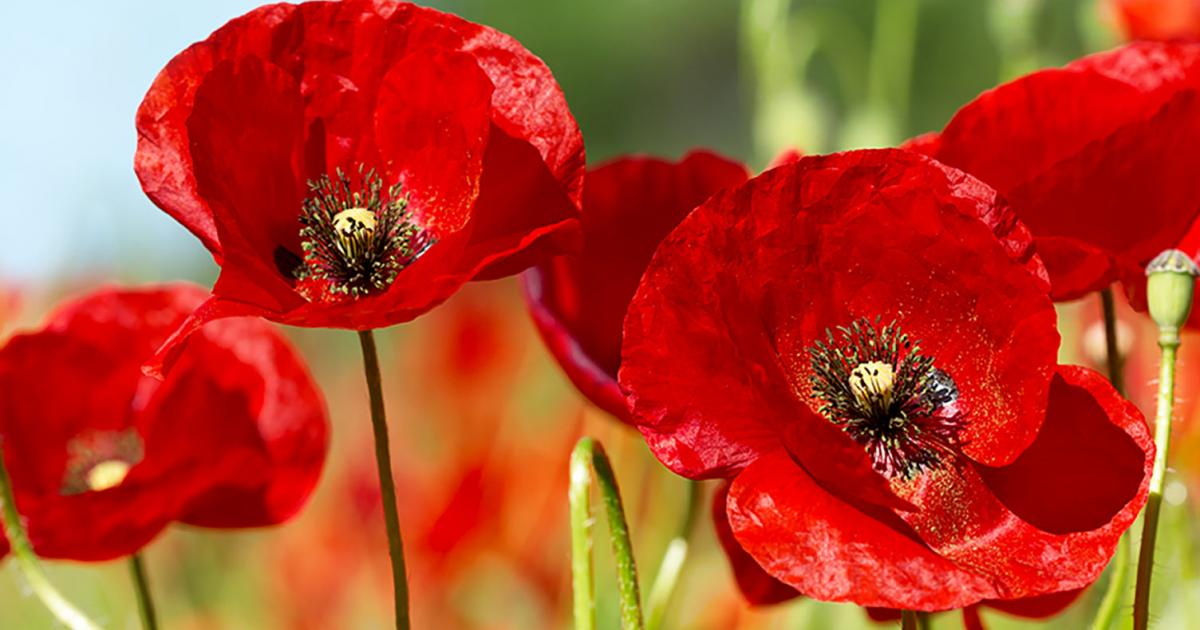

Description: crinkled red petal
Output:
[711,480,801,606]
[891,365,1151,600]
[726,450,996,610]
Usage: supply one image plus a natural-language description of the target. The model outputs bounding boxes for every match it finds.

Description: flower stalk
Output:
[1092,286,1130,630]
[357,330,411,630]
[0,450,102,630]
[645,480,702,630]
[1133,250,1199,630]
[569,437,644,630]
[128,553,159,630]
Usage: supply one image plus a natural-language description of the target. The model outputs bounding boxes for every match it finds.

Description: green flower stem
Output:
[128,553,158,630]
[1092,532,1130,630]
[1092,287,1129,630]
[1133,338,1180,630]
[0,452,102,630]
[569,437,644,630]
[900,610,918,630]
[357,330,410,630]
[645,480,702,630]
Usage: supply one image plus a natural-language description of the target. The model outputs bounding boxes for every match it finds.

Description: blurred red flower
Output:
[907,41,1200,301]
[619,150,1152,609]
[1108,0,1200,40]
[0,284,328,561]
[136,0,584,361]
[524,151,749,420]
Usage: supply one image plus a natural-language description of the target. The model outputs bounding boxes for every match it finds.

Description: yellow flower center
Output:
[85,459,131,492]
[849,360,895,409]
[333,207,377,236]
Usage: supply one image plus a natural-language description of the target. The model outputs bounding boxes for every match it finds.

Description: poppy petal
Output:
[187,56,308,310]
[892,366,1151,599]
[373,49,493,236]
[527,151,749,420]
[711,480,802,606]
[726,450,996,609]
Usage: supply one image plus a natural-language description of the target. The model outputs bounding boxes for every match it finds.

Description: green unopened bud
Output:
[1146,249,1200,345]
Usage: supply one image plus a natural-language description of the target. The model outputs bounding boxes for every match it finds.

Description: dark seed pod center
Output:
[807,317,966,480]
[295,165,433,300]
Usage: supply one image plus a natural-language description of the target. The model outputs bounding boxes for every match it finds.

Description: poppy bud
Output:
[1145,248,1200,343]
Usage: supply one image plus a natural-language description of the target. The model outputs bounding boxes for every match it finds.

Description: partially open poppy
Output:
[907,41,1200,301]
[524,151,749,420]
[0,284,327,561]
[619,149,1152,609]
[136,0,584,363]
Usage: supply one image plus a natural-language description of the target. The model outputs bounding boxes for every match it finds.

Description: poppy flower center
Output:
[807,317,965,480]
[61,428,144,495]
[294,166,433,300]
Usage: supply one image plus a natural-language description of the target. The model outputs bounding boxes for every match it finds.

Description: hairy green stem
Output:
[645,480,702,630]
[900,610,918,630]
[357,330,410,630]
[128,553,158,630]
[1133,339,1179,630]
[0,452,101,630]
[569,437,644,630]
[1092,287,1129,630]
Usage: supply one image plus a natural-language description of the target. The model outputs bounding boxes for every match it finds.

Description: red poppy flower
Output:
[905,41,1200,301]
[1107,0,1200,40]
[136,0,584,363]
[524,151,749,420]
[0,284,327,561]
[619,149,1153,609]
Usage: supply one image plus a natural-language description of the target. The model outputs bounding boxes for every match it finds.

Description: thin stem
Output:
[569,441,596,630]
[1133,339,1179,630]
[128,553,159,630]
[357,330,410,630]
[569,437,644,630]
[1101,287,1126,394]
[1092,531,1130,630]
[900,610,918,630]
[0,452,102,630]
[1092,287,1129,630]
[645,480,702,630]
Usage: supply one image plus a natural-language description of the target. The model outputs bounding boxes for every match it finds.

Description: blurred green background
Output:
[5,0,1200,628]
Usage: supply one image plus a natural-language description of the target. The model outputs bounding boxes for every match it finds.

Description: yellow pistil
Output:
[849,360,895,409]
[85,460,131,492]
[333,207,377,236]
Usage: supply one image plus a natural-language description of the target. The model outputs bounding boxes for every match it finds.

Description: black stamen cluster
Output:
[807,316,965,479]
[297,165,433,298]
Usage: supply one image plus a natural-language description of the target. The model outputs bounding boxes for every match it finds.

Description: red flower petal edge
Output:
[524,150,749,420]
[0,284,328,561]
[135,0,584,361]
[914,41,1200,300]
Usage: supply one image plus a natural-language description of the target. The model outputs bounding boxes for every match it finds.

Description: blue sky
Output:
[0,1,271,282]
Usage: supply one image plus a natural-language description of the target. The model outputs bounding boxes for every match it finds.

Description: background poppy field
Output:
[2,0,1200,628]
